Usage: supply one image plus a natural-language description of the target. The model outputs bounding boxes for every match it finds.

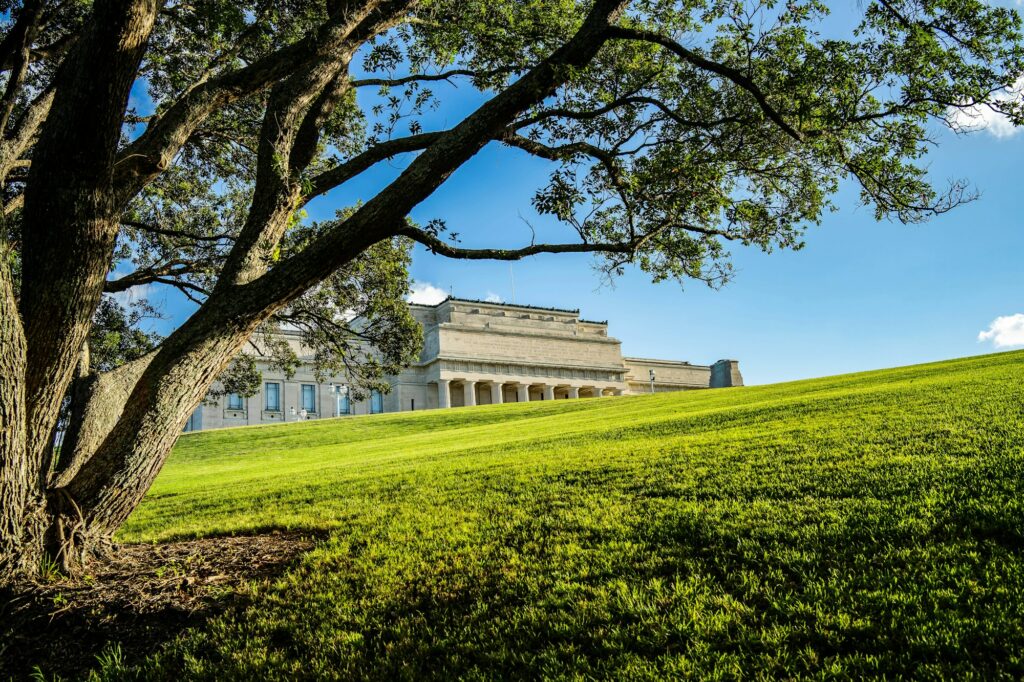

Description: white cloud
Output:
[978,313,1024,348]
[109,285,154,308]
[107,268,155,307]
[406,281,448,305]
[947,77,1024,138]
[484,291,504,303]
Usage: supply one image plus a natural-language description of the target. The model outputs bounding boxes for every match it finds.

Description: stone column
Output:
[438,379,451,408]
[464,380,477,407]
[317,383,327,419]
[592,387,604,398]
[542,385,555,401]
[568,386,580,399]
[516,384,530,403]
[611,388,623,396]
[490,382,503,405]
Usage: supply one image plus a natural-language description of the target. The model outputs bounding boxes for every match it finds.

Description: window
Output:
[227,393,244,410]
[301,384,316,413]
[370,389,383,414]
[339,392,350,415]
[265,382,280,412]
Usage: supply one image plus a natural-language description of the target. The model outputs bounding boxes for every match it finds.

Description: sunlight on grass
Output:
[107,351,1024,679]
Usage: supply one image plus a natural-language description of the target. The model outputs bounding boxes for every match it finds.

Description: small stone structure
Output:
[184,297,741,431]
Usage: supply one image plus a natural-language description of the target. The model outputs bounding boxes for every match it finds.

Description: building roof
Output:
[410,296,582,316]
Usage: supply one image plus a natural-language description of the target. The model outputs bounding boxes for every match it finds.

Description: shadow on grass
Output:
[138,489,1024,679]
[0,529,325,680]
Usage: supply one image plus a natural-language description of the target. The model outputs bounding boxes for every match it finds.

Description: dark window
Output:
[301,384,316,412]
[265,382,280,411]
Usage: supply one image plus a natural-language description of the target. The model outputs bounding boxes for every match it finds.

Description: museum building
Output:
[183,297,742,431]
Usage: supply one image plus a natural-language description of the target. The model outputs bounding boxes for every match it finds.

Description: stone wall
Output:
[622,357,713,393]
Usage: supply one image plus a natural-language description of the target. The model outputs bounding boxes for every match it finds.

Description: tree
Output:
[0,0,1021,582]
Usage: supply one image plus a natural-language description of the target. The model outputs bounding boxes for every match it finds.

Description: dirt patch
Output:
[0,531,322,680]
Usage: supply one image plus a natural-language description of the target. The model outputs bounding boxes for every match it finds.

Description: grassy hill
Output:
[106,351,1024,678]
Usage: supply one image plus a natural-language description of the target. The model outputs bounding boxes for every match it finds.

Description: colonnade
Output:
[436,379,622,408]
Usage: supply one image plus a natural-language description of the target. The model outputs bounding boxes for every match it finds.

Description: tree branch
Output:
[239,0,631,309]
[305,98,720,213]
[514,94,743,130]
[606,25,804,142]
[152,277,210,299]
[3,194,23,216]
[350,67,506,88]
[302,131,444,204]
[0,28,78,72]
[120,219,235,242]
[112,5,382,206]
[397,225,635,260]
[0,0,43,136]
[500,131,618,164]
[103,260,200,293]
[216,0,416,288]
[499,131,634,217]
[0,86,54,183]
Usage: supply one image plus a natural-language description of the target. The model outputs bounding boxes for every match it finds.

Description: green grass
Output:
[110,351,1024,679]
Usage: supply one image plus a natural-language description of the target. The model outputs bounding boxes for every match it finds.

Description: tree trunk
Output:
[52,352,156,488]
[0,246,44,582]
[49,295,277,566]
[2,0,160,580]
[19,0,158,477]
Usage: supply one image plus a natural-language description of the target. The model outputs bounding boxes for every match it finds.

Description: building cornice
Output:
[623,356,711,370]
[436,322,621,345]
[414,353,628,374]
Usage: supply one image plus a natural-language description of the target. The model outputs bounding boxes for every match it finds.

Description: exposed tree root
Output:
[0,530,322,680]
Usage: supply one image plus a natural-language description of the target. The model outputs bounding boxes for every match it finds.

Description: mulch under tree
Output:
[0,531,319,680]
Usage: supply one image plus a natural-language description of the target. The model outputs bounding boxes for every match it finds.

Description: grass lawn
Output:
[98,350,1024,678]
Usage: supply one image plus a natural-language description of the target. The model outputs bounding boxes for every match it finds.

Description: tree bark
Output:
[0,244,42,581]
[19,0,158,472]
[60,294,281,543]
[51,352,156,489]
[0,0,160,580]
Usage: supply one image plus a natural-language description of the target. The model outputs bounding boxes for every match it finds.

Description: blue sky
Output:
[357,114,1023,386]
[137,3,1024,386]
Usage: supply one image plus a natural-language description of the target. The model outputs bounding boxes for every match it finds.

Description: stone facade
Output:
[184,297,741,431]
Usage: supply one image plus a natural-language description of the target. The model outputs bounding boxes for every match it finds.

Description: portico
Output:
[377,298,737,413]
[434,375,622,408]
